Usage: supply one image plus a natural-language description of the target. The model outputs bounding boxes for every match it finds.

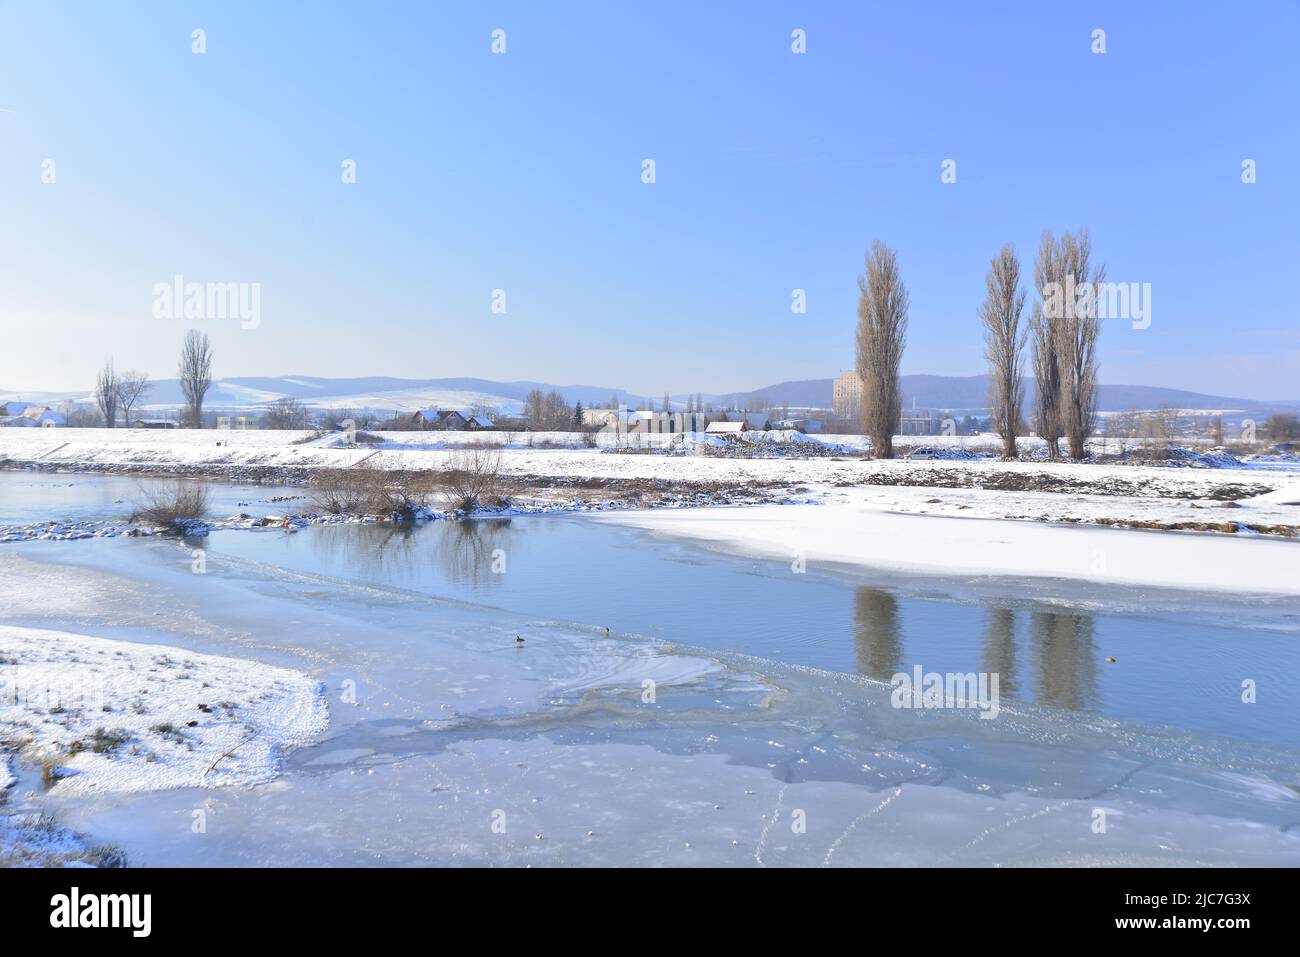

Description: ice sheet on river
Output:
[0,540,1297,866]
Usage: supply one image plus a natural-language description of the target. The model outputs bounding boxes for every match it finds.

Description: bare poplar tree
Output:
[178,330,213,428]
[1054,229,1105,460]
[855,241,909,459]
[980,244,1026,459]
[114,370,152,427]
[95,358,119,429]
[1029,232,1064,459]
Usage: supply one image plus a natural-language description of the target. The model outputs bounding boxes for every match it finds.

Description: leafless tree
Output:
[1264,411,1299,441]
[114,370,152,427]
[523,389,572,430]
[523,388,546,428]
[95,358,118,429]
[264,397,311,429]
[855,240,909,459]
[1053,230,1105,460]
[66,407,103,428]
[980,243,1027,459]
[1137,410,1171,461]
[1029,232,1063,458]
[178,330,213,428]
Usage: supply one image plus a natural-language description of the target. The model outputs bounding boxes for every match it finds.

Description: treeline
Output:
[856,230,1104,460]
[94,330,213,428]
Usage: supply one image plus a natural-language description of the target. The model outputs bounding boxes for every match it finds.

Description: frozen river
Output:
[1,472,1298,866]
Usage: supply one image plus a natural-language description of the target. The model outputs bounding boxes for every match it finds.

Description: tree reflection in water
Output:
[308,518,518,589]
[1031,610,1098,711]
[853,587,902,680]
[851,586,1098,710]
[982,607,1018,697]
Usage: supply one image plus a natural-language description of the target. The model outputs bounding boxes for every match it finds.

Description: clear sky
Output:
[1,1,1297,398]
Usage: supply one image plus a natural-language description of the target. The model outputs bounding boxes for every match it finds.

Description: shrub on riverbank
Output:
[129,481,209,529]
[440,447,513,512]
[308,465,437,520]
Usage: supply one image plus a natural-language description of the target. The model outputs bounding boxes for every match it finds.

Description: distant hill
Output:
[733,374,1289,413]
[6,373,1295,416]
[3,376,637,416]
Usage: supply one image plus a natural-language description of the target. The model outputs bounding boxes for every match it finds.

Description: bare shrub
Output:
[40,755,65,789]
[129,481,209,527]
[306,468,358,514]
[308,465,436,520]
[1136,411,1172,461]
[387,470,439,518]
[440,447,513,512]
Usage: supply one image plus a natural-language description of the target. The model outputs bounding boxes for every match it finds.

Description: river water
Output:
[1,472,1297,866]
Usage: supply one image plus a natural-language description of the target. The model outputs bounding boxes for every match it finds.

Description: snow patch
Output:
[0,626,328,793]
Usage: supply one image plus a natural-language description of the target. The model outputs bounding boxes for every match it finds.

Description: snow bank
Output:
[598,501,1300,596]
[0,626,329,793]
[1250,482,1300,506]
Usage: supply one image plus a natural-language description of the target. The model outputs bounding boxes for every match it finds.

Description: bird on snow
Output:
[516,635,525,647]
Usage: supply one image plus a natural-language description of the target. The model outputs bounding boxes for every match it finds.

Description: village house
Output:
[410,409,495,431]
[411,408,467,430]
[0,404,65,427]
[704,420,748,436]
[131,419,178,429]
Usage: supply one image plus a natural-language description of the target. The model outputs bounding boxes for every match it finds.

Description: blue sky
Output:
[2,1,1297,398]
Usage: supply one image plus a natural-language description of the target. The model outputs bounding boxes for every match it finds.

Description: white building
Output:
[832,370,861,421]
